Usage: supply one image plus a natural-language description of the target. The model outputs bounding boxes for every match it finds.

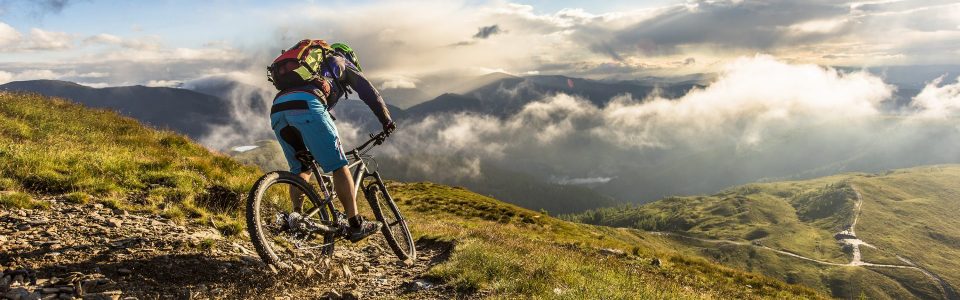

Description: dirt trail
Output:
[1,199,462,299]
[848,187,957,299]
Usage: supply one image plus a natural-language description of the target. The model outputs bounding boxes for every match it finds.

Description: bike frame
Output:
[301,132,388,221]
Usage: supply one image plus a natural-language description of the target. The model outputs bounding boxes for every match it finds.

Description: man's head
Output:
[331,43,362,72]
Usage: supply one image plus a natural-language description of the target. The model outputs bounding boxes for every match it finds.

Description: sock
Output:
[349,215,364,228]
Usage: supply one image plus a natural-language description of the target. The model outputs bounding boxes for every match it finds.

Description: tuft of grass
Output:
[63,191,91,204]
[0,191,50,210]
[0,177,17,191]
[160,205,187,224]
[213,216,245,237]
[197,238,217,252]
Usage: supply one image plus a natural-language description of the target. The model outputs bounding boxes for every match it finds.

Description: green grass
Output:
[0,91,259,234]
[851,166,960,296]
[567,165,960,299]
[566,178,853,264]
[0,191,49,209]
[0,92,827,298]
[63,191,91,204]
[390,182,823,299]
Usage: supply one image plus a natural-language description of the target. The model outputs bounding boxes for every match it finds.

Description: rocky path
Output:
[1,199,460,299]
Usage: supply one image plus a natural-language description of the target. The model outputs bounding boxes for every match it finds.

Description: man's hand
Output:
[383,121,396,136]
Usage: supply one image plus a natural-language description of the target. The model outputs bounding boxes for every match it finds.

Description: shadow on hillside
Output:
[28,253,286,297]
[21,239,457,298]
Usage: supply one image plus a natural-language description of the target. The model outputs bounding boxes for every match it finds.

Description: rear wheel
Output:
[246,171,336,267]
[364,175,416,261]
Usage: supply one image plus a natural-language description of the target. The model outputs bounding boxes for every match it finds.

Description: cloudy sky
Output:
[1,0,959,204]
[1,0,959,89]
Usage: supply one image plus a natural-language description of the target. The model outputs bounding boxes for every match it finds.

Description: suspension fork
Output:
[351,159,366,197]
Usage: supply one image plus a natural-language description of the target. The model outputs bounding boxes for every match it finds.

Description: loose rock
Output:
[106,218,123,228]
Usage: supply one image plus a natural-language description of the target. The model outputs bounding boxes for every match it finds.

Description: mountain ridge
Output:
[0,80,233,140]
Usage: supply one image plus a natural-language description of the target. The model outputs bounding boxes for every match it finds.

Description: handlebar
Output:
[345,131,390,156]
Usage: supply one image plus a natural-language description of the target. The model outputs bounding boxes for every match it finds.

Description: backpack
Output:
[267,39,335,92]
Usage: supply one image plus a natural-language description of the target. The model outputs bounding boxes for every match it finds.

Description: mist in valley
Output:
[200,55,960,206]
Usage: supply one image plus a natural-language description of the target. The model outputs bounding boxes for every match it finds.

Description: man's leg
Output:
[290,166,359,218]
[331,165,380,242]
[331,166,357,218]
[289,171,311,214]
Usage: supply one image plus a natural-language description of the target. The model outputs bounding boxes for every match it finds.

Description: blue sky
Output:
[0,0,958,87]
[0,0,674,48]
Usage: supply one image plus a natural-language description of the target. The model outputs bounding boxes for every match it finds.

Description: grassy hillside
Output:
[390,182,822,299]
[568,165,960,299]
[0,91,260,235]
[0,91,825,299]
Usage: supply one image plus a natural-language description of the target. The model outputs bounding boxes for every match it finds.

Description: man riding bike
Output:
[267,40,395,243]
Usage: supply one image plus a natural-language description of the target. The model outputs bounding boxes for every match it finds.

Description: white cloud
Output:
[911,76,960,119]
[596,55,892,149]
[788,18,849,34]
[554,177,614,185]
[77,72,108,78]
[26,28,72,50]
[145,80,181,87]
[379,75,418,89]
[3,1,960,97]
[74,82,109,88]
[0,22,23,49]
[367,55,960,200]
[0,24,73,51]
[0,69,111,84]
[83,33,123,45]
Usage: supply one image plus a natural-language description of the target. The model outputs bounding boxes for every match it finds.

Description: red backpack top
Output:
[267,39,334,93]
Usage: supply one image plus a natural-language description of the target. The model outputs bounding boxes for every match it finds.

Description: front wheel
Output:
[364,175,416,261]
[246,171,336,267]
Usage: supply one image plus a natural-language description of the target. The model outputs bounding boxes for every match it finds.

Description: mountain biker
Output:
[268,40,395,242]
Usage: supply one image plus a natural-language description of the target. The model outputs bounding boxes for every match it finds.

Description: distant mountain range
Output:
[0,80,232,139]
[343,73,703,131]
[3,74,681,213]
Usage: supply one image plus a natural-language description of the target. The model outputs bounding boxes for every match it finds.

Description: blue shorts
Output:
[270,92,348,174]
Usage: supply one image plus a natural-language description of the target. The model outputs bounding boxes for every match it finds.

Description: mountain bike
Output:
[245,131,416,268]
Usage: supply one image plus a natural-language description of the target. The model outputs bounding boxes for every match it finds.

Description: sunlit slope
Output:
[852,167,960,297]
[569,165,960,299]
[389,182,823,299]
[0,91,260,234]
[0,92,823,299]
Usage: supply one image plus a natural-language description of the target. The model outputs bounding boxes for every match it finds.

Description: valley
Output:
[570,166,960,299]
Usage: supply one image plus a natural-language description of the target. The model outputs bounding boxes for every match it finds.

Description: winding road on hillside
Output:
[654,184,957,299]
